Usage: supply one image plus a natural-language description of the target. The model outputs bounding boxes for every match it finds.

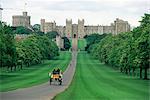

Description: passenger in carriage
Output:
[56,68,60,74]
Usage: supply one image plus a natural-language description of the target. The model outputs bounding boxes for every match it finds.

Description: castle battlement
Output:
[40,18,130,38]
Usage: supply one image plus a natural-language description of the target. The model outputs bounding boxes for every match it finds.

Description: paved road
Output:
[0,38,78,100]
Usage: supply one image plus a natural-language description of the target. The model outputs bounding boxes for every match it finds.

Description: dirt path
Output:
[0,38,77,100]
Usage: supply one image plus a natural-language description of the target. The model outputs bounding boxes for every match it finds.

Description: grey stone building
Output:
[12,12,31,28]
[40,19,56,33]
[40,18,130,38]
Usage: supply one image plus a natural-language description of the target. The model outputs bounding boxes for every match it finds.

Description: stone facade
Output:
[65,19,72,38]
[12,12,31,28]
[56,26,65,37]
[40,19,56,33]
[114,18,130,34]
[72,24,78,37]
[40,18,130,38]
[78,19,85,38]
[56,35,64,49]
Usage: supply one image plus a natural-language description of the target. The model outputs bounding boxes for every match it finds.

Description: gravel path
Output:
[0,38,77,100]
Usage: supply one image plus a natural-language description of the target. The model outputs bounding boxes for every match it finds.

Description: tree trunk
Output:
[123,67,126,73]
[140,67,142,79]
[10,65,13,72]
[14,64,16,71]
[120,67,123,73]
[7,65,9,71]
[143,68,148,80]
[125,67,128,74]
[21,64,23,69]
[128,68,131,75]
[132,67,135,76]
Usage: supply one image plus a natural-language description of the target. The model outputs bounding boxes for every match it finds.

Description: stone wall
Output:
[40,19,56,33]
[40,18,130,38]
[65,19,72,38]
[12,12,31,28]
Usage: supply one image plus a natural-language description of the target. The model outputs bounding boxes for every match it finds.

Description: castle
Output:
[12,11,130,38]
[12,12,31,28]
[41,18,130,38]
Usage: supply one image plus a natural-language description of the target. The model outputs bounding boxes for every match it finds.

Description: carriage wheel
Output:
[59,79,62,85]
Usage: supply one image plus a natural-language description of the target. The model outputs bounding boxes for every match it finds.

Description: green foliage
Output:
[0,52,71,92]
[84,33,107,53]
[32,24,40,32]
[78,39,87,50]
[32,24,44,35]
[14,26,33,34]
[16,35,59,67]
[0,21,17,69]
[0,22,59,71]
[46,31,59,39]
[90,14,150,79]
[55,52,150,100]
[62,37,71,50]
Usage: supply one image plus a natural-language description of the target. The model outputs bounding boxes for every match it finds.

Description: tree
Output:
[14,26,33,34]
[46,31,59,39]
[16,35,59,68]
[32,24,40,32]
[84,33,107,53]
[89,13,150,79]
[62,37,71,50]
[0,21,17,71]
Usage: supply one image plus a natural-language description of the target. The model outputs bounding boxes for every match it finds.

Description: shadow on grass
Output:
[0,74,19,79]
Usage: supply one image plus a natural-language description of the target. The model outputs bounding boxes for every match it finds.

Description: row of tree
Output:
[86,14,150,80]
[0,22,59,71]
[46,31,71,51]
[84,33,108,52]
[12,24,71,51]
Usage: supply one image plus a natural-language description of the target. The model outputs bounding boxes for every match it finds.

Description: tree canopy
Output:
[0,21,59,71]
[62,36,71,50]
[46,31,59,39]
[84,33,108,53]
[87,14,150,80]
[14,26,33,34]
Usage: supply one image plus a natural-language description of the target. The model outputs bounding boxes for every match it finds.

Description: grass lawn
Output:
[0,51,71,92]
[78,39,86,50]
[54,51,150,100]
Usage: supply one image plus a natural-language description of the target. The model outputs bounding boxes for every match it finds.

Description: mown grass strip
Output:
[78,39,86,50]
[0,51,71,92]
[54,52,150,100]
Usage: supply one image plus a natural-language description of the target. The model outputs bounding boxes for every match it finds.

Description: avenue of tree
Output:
[0,22,71,72]
[85,14,150,80]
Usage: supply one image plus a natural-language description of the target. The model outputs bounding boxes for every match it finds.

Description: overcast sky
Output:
[1,0,149,27]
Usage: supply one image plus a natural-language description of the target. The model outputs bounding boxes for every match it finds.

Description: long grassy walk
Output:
[55,52,150,100]
[78,39,86,50]
[0,51,71,92]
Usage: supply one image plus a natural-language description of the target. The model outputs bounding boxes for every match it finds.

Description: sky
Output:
[1,0,149,27]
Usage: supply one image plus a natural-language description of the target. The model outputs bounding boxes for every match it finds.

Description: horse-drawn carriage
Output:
[49,69,63,85]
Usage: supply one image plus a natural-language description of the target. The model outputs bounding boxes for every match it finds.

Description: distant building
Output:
[40,18,130,38]
[12,12,31,28]
[114,18,130,34]
[40,19,56,33]
[56,35,64,49]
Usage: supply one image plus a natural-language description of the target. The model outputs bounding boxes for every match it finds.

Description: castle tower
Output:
[114,18,130,35]
[53,21,56,31]
[12,12,31,28]
[40,19,45,32]
[65,19,72,38]
[78,19,84,38]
